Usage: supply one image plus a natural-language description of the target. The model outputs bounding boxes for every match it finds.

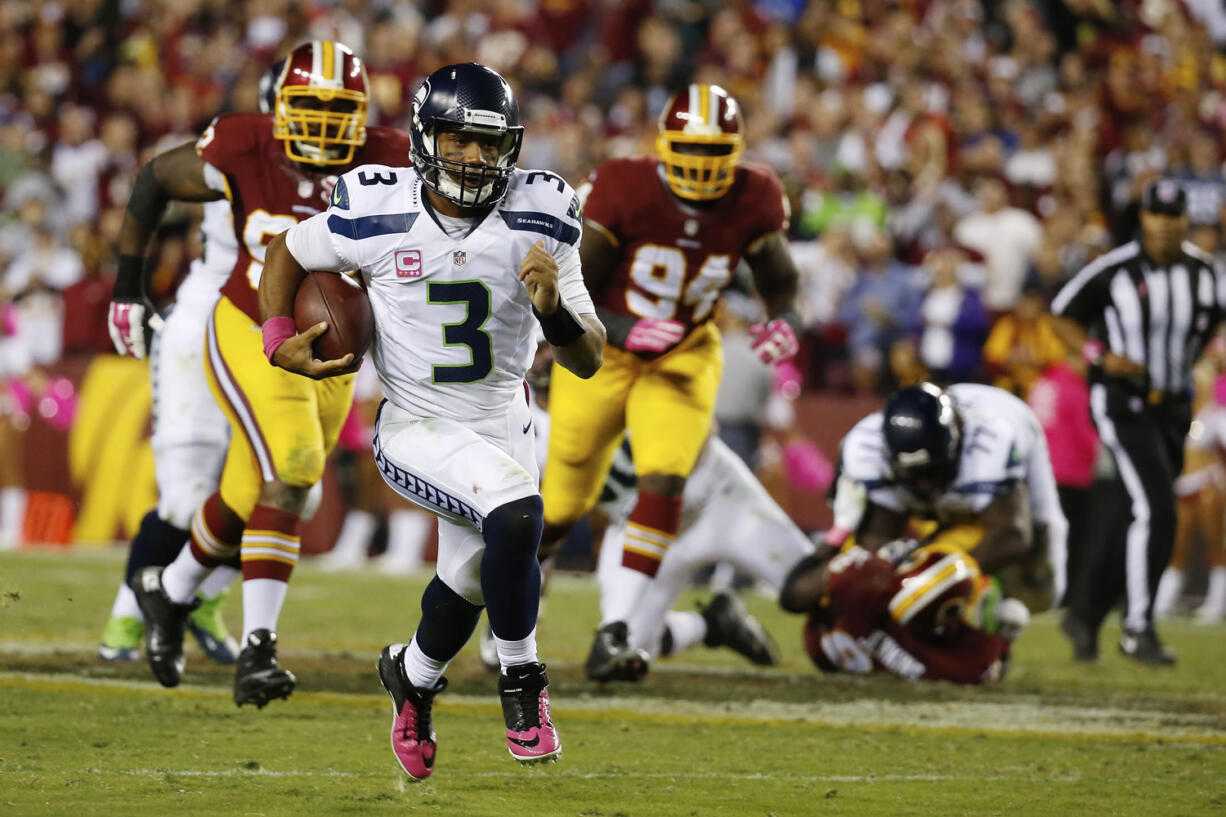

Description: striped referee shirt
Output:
[1051,240,1226,394]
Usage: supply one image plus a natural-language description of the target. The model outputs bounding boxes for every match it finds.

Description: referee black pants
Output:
[1077,382,1190,633]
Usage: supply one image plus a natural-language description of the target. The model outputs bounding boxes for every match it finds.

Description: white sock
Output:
[402,635,448,689]
[384,509,429,568]
[710,562,737,592]
[109,583,142,620]
[1204,567,1226,612]
[161,545,212,604]
[241,578,289,643]
[197,564,240,600]
[1153,568,1184,618]
[601,562,655,626]
[662,611,707,657]
[329,510,377,561]
[494,627,538,672]
[0,487,26,547]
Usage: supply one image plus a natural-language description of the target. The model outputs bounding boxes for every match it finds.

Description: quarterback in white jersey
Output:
[264,63,604,779]
[791,382,1067,605]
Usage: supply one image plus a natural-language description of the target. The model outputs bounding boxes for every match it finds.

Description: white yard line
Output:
[4,670,1225,743]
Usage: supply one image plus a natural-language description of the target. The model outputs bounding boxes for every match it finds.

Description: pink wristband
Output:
[1081,340,1103,366]
[262,316,296,362]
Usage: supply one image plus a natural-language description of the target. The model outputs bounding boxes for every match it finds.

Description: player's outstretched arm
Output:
[110,142,226,358]
[259,232,355,379]
[973,483,1032,574]
[745,233,803,365]
[521,240,605,378]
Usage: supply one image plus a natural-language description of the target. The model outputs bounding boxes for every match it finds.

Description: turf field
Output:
[2,548,1225,816]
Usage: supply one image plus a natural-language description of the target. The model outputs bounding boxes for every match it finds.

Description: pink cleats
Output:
[377,644,446,780]
[499,662,561,764]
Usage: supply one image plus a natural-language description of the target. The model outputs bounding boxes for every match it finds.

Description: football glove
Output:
[749,318,799,365]
[993,597,1030,642]
[624,318,686,354]
[107,299,164,359]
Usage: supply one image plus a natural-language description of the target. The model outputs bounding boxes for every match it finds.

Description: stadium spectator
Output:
[981,280,1068,397]
[913,248,988,384]
[953,176,1042,314]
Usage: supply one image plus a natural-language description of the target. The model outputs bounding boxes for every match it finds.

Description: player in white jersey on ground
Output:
[781,382,1067,617]
[261,63,604,779]
[97,62,287,664]
[592,433,814,672]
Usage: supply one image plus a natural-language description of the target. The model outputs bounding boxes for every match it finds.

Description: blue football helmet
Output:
[882,383,962,500]
[409,62,524,207]
[258,58,286,115]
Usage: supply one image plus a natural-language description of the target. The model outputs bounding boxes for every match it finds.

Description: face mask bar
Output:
[655,132,744,201]
[417,124,523,207]
[273,86,368,166]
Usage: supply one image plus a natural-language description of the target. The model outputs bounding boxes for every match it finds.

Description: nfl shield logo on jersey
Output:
[453,250,467,266]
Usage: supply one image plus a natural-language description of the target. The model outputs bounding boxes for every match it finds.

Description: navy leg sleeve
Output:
[123,510,190,584]
[480,495,543,641]
[414,575,484,662]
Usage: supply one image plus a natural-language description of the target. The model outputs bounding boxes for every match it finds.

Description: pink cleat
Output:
[500,662,561,764]
[377,644,446,780]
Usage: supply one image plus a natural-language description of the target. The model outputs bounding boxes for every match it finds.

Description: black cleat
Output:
[234,629,297,708]
[129,567,197,687]
[1118,627,1176,666]
[583,621,649,682]
[500,662,560,764]
[1060,612,1099,662]
[700,590,780,666]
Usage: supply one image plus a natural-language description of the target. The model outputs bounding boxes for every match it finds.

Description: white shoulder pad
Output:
[325,165,418,251]
[500,168,583,249]
[840,413,890,485]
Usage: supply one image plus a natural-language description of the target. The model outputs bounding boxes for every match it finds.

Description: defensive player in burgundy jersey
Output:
[540,84,803,681]
[123,41,411,706]
[794,543,1023,684]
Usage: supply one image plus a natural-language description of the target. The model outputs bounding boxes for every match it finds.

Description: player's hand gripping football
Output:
[107,298,165,359]
[271,321,355,380]
[520,240,560,314]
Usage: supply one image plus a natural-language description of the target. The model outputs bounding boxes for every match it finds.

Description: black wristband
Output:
[534,299,587,346]
[113,254,147,300]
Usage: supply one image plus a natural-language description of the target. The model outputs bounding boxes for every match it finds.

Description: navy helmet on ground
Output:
[409,62,524,208]
[882,382,962,499]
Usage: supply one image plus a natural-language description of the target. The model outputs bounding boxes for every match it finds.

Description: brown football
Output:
[293,271,374,362]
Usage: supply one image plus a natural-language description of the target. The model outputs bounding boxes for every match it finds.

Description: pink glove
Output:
[783,438,834,494]
[750,318,799,365]
[625,319,686,354]
[107,301,164,359]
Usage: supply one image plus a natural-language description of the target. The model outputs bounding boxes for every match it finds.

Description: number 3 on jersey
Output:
[244,209,298,288]
[429,281,493,384]
[626,245,731,322]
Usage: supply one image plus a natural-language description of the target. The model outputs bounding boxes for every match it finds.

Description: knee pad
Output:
[483,495,545,559]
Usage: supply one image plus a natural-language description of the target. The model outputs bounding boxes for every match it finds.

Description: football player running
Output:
[263,63,603,778]
[790,543,1028,683]
[99,62,290,665]
[781,382,1069,620]
[125,42,411,705]
[540,84,802,681]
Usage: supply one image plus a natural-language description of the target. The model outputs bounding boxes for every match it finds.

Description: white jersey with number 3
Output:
[285,166,595,423]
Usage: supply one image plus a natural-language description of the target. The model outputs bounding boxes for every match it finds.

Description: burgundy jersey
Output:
[582,157,786,341]
[196,112,411,322]
[802,547,1011,684]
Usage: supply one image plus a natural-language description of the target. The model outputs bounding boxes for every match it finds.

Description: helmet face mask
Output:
[272,41,369,167]
[656,84,745,202]
[410,64,524,208]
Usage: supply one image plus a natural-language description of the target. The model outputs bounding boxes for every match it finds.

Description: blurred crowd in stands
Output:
[4,0,1226,402]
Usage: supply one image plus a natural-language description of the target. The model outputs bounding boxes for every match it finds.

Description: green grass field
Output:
[3,548,1226,816]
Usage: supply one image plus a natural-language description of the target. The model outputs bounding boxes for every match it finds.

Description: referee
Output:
[1051,179,1222,665]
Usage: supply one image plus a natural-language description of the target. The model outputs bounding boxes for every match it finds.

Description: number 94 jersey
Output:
[285,165,596,424]
[582,157,786,340]
[196,112,411,323]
